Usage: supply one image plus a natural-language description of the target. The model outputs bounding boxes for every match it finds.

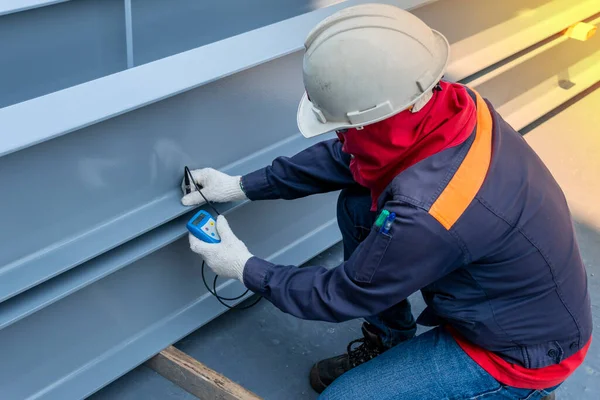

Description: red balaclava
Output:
[337,81,477,210]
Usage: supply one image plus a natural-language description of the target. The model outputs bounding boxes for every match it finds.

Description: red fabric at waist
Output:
[448,327,591,389]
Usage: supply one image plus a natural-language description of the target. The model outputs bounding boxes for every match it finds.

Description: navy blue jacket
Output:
[240,88,592,368]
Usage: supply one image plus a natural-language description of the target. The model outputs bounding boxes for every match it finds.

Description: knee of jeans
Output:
[318,374,349,400]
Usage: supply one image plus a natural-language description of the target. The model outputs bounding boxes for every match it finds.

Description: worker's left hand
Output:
[188,215,253,282]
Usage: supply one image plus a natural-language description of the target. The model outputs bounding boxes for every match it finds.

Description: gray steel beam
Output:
[0,0,368,109]
[0,0,127,109]
[124,0,134,68]
[0,192,340,399]
[0,0,416,157]
[0,0,72,17]
[0,52,309,303]
[0,1,415,398]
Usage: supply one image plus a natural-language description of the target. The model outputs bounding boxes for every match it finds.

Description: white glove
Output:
[182,168,247,206]
[189,215,253,282]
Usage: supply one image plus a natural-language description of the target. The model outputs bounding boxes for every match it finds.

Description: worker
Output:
[181,4,592,399]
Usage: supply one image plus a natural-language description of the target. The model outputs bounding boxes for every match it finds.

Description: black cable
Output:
[184,166,221,217]
[185,166,262,310]
[199,258,244,300]
[211,269,262,310]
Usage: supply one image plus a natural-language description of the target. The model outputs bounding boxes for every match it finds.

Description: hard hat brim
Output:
[297,92,347,138]
[296,29,449,139]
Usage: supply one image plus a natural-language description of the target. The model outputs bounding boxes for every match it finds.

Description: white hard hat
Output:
[297,3,450,138]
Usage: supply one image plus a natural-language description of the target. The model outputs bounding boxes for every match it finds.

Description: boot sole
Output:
[309,363,329,394]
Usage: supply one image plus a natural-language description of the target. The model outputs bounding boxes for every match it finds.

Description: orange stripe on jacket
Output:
[429,90,493,230]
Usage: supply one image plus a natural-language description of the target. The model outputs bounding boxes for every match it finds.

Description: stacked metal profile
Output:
[0,0,598,399]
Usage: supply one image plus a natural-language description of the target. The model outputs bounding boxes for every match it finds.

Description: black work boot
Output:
[309,323,386,393]
[541,394,556,400]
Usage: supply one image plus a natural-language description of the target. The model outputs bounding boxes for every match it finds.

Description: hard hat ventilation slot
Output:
[347,101,393,125]
[417,70,435,93]
[311,106,327,123]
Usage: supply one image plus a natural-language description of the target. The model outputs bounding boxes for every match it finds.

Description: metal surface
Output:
[414,0,600,81]
[0,0,127,109]
[0,52,310,303]
[0,44,341,400]
[0,0,426,158]
[124,0,134,68]
[130,0,343,66]
[0,1,406,398]
[0,193,340,399]
[91,365,198,400]
[1,0,599,399]
[0,0,71,16]
[472,25,600,129]
[0,0,351,109]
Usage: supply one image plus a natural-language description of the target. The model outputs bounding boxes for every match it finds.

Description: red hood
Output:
[338,81,477,210]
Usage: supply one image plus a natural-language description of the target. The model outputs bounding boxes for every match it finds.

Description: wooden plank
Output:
[146,346,262,400]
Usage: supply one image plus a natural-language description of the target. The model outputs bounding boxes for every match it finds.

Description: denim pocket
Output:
[538,384,561,397]
[497,386,544,400]
[352,229,392,283]
[466,386,535,399]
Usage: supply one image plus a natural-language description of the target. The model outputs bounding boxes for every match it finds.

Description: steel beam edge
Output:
[0,0,71,17]
[446,0,600,82]
[0,0,416,159]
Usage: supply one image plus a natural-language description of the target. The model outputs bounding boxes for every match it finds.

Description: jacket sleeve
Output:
[242,201,467,322]
[240,138,356,201]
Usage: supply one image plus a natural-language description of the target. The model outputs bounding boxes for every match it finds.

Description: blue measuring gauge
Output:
[187,210,221,243]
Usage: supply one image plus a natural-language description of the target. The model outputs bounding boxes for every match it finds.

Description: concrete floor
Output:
[92,88,600,399]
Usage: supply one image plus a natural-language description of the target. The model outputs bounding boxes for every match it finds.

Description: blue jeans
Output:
[320,327,559,400]
[331,189,559,399]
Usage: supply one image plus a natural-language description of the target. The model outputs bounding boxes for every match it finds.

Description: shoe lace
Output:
[346,338,382,368]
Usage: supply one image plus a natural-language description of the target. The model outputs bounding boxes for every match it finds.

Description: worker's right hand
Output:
[181,168,247,206]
